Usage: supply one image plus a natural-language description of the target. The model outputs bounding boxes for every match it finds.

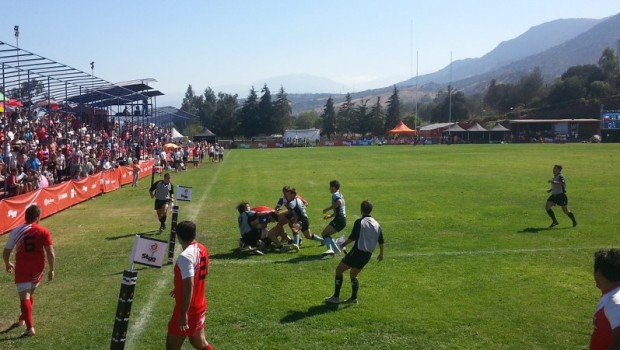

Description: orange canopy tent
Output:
[387,121,416,135]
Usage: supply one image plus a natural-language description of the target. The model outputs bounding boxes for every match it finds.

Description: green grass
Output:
[1,143,619,349]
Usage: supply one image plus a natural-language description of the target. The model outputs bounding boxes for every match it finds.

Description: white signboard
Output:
[130,235,168,268]
[176,186,193,202]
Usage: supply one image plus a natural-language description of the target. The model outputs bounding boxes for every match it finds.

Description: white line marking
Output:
[207,245,603,265]
[126,156,229,349]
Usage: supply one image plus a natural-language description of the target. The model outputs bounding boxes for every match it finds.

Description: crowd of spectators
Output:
[0,105,173,198]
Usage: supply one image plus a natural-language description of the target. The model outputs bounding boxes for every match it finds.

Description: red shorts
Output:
[167,310,206,337]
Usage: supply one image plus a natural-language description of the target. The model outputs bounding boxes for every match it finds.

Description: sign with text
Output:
[130,235,168,268]
[176,186,193,202]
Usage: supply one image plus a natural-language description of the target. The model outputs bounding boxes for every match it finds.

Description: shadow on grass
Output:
[106,230,162,240]
[209,249,256,260]
[517,226,570,233]
[0,323,29,341]
[280,303,343,323]
[273,254,329,264]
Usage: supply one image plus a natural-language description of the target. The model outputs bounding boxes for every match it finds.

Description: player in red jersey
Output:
[590,248,620,350]
[166,220,214,350]
[3,205,56,337]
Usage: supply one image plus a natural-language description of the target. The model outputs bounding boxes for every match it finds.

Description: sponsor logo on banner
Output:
[44,198,54,206]
[176,186,192,202]
[131,235,168,268]
[8,210,18,218]
[82,186,88,192]
[58,193,68,200]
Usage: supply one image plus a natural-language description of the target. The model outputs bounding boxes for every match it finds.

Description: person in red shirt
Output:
[590,248,620,350]
[166,220,214,350]
[3,205,56,337]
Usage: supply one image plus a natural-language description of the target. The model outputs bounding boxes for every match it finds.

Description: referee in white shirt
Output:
[149,172,174,232]
[325,200,384,305]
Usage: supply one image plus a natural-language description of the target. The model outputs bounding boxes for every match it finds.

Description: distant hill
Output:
[253,74,352,94]
[398,17,604,87]
[285,14,620,114]
[451,13,620,94]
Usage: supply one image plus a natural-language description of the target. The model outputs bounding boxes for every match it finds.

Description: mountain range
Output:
[274,13,620,114]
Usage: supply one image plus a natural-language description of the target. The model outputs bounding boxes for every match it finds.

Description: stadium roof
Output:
[0,41,163,107]
[154,106,198,126]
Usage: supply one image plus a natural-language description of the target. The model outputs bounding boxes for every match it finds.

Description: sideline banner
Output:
[0,159,156,235]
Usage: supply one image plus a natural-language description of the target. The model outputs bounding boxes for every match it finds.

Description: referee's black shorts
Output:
[155,199,169,210]
[547,193,568,206]
[342,247,372,270]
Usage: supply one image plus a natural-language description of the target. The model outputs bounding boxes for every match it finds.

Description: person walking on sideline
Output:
[325,200,384,305]
[131,159,140,187]
[166,220,214,350]
[3,205,56,337]
[590,248,620,350]
[150,172,174,232]
[545,164,577,228]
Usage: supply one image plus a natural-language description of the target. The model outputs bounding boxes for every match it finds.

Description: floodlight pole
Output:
[91,61,95,127]
[14,25,20,101]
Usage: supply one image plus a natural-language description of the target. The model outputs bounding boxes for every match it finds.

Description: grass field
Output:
[1,143,619,349]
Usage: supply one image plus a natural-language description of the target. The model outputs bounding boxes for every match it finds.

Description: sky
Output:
[4,1,619,107]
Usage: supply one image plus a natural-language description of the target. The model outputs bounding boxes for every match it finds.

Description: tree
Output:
[598,47,620,79]
[337,93,355,134]
[295,111,320,129]
[238,87,260,137]
[180,85,202,117]
[368,97,385,136]
[7,78,44,101]
[212,92,239,138]
[354,98,370,135]
[430,89,469,123]
[562,65,605,85]
[321,97,337,139]
[257,84,273,135]
[545,76,587,104]
[516,68,544,107]
[200,87,217,128]
[272,86,292,134]
[384,86,401,132]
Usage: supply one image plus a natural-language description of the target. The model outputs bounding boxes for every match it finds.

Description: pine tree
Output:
[321,97,337,139]
[385,86,401,132]
[272,86,292,134]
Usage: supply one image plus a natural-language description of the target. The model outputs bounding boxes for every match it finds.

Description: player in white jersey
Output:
[545,164,577,228]
[325,200,384,305]
[149,172,174,232]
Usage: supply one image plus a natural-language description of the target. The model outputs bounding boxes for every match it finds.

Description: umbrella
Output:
[34,99,60,110]
[7,99,23,107]
[163,143,181,150]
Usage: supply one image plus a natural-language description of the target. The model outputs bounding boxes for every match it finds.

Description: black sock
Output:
[567,212,576,223]
[546,209,557,222]
[334,275,343,298]
[351,278,359,300]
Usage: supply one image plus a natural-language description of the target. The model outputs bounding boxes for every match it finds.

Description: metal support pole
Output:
[110,270,138,350]
[167,204,179,264]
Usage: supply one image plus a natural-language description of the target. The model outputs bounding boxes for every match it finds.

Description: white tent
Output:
[171,128,185,142]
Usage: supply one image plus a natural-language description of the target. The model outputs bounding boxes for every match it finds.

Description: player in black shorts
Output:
[149,172,174,232]
[545,164,577,228]
[325,200,384,305]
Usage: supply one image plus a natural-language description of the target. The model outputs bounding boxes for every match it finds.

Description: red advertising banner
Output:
[0,159,155,235]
